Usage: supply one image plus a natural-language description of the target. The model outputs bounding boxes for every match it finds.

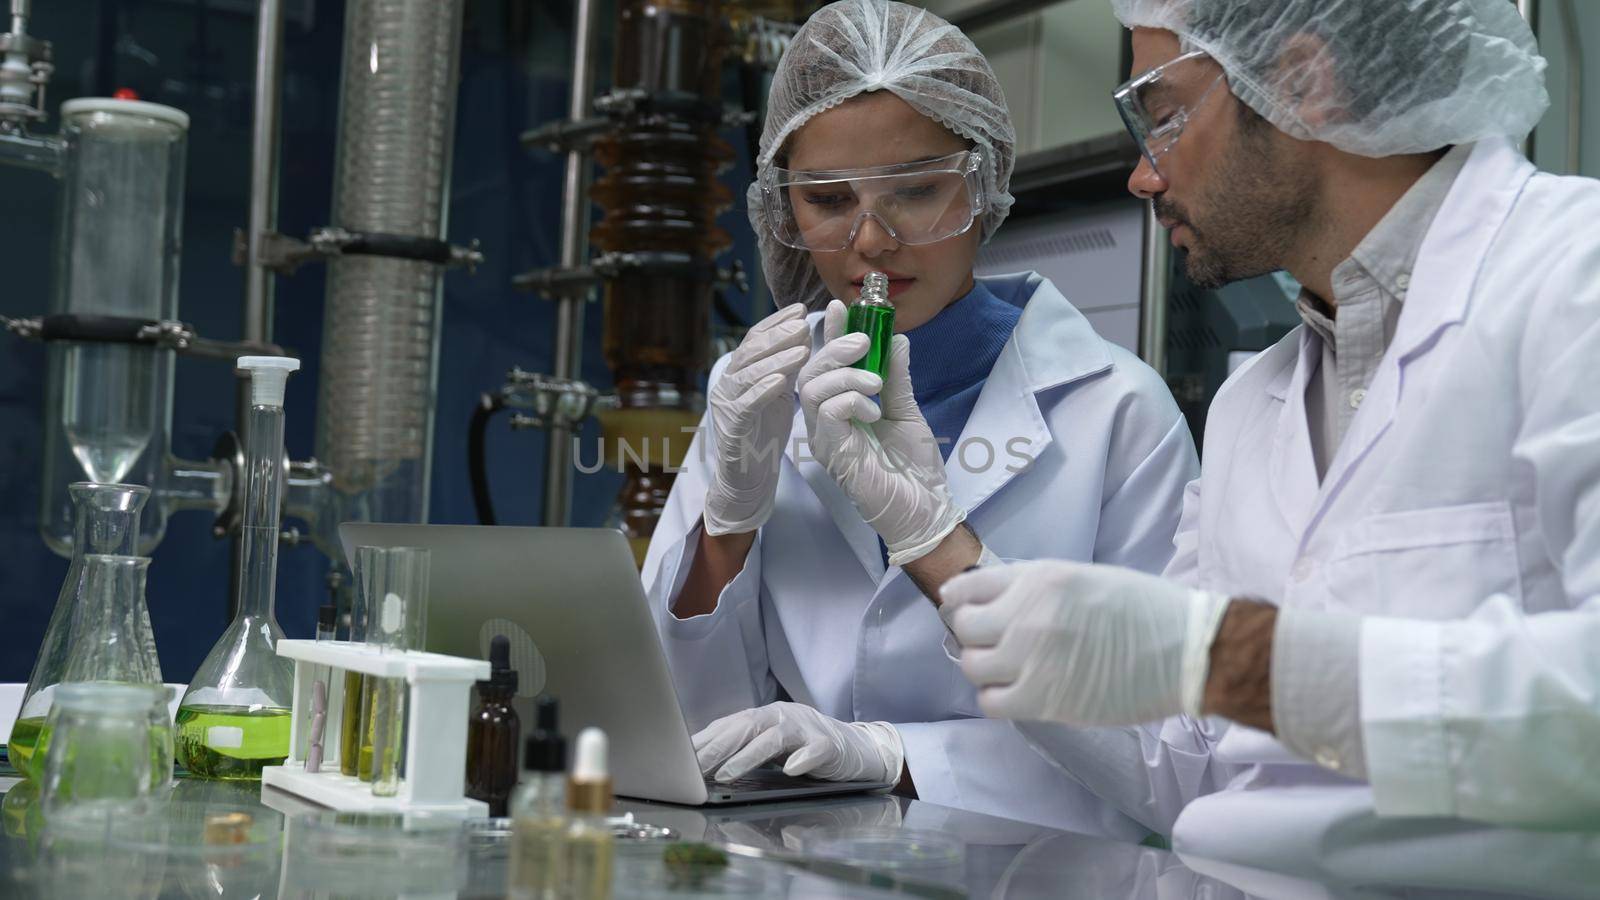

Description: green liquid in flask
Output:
[847,302,895,379]
[7,716,46,780]
[10,714,171,786]
[174,705,291,780]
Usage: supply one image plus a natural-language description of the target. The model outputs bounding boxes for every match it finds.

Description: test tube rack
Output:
[261,639,490,815]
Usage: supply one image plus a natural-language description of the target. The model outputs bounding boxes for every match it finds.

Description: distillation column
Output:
[312,0,467,540]
[592,0,733,564]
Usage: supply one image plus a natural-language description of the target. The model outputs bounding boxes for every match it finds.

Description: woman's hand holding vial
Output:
[797,299,966,568]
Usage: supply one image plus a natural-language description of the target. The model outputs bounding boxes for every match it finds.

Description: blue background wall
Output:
[0,0,760,683]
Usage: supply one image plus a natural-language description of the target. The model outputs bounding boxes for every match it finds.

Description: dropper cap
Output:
[523,696,566,773]
[567,727,613,814]
[857,271,890,306]
[483,634,518,693]
[237,355,301,408]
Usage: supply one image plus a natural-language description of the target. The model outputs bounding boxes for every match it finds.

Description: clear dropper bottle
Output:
[175,356,302,780]
[848,271,895,379]
[563,727,615,900]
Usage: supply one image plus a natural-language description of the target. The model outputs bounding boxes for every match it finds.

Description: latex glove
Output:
[795,299,965,566]
[692,702,904,784]
[703,303,812,535]
[940,561,1232,726]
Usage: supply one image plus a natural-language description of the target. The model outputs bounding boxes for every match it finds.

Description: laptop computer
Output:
[338,523,892,806]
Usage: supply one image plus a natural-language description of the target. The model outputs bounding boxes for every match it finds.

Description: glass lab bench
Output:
[0,774,1585,898]
[0,772,1219,898]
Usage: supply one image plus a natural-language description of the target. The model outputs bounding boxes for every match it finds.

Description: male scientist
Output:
[940,0,1600,889]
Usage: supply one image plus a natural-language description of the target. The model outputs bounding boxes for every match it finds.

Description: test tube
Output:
[343,547,379,778]
[370,547,429,797]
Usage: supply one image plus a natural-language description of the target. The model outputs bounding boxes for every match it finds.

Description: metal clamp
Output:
[4,313,284,359]
[501,369,610,432]
[235,227,485,275]
[513,253,746,302]
[0,31,54,125]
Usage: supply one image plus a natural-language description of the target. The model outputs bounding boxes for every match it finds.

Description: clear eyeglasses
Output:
[761,149,985,252]
[1113,49,1227,179]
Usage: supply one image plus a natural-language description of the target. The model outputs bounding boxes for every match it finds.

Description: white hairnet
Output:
[1112,0,1549,157]
[746,0,1016,310]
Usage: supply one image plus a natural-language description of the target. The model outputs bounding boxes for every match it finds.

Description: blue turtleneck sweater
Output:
[905,279,1022,460]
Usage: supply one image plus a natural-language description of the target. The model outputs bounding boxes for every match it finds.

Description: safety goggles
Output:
[761,150,985,252]
[1113,49,1227,179]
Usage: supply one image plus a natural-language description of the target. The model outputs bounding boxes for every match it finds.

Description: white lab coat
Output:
[641,272,1198,837]
[1022,138,1600,889]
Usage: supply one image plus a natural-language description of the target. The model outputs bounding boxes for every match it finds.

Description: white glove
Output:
[692,702,904,785]
[703,303,812,535]
[795,299,965,567]
[940,561,1232,726]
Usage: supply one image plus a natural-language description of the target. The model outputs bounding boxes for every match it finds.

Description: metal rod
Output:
[1560,0,1583,175]
[233,0,286,618]
[243,0,285,351]
[1138,200,1170,380]
[10,0,28,36]
[542,0,599,527]
[1518,0,1541,161]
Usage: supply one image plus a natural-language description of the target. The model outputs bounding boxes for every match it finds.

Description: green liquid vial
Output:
[339,670,365,777]
[174,705,291,780]
[848,271,895,379]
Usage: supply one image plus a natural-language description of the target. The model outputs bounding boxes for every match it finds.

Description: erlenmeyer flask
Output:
[13,483,157,780]
[176,357,300,780]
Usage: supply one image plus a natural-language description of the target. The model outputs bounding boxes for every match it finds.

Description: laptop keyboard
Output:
[704,766,821,792]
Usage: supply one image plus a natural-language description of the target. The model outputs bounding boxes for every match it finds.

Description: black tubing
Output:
[39,314,160,344]
[469,393,506,526]
[340,231,454,265]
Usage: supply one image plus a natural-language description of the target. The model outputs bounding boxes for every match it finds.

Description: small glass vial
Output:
[510,698,567,900]
[466,634,520,817]
[562,728,615,900]
[847,271,895,379]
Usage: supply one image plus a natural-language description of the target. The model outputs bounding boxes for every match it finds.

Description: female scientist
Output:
[640,0,1195,835]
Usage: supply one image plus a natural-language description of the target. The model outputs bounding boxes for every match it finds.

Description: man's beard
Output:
[1159,127,1317,290]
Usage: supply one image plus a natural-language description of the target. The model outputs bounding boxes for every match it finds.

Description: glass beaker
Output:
[39,682,171,814]
[15,490,162,781]
[175,357,301,780]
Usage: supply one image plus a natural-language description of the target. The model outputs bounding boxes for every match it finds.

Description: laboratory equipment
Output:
[563,727,615,900]
[510,697,567,900]
[311,0,469,554]
[297,603,337,770]
[340,545,379,778]
[592,0,730,564]
[14,553,165,782]
[465,634,519,817]
[369,546,430,797]
[260,638,488,815]
[848,272,895,379]
[38,682,171,812]
[798,828,965,873]
[12,483,158,779]
[37,799,284,899]
[175,356,302,781]
[34,100,190,556]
